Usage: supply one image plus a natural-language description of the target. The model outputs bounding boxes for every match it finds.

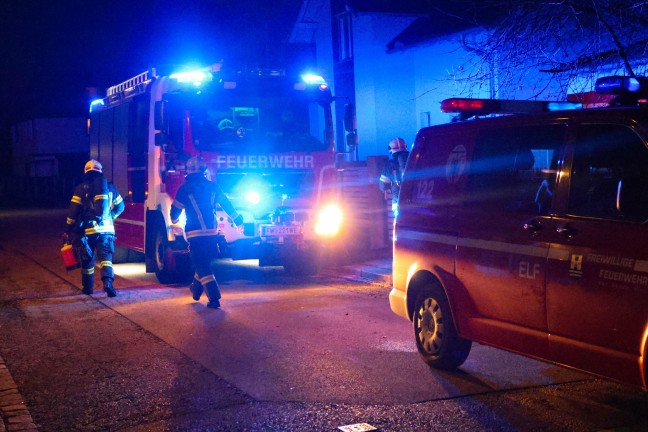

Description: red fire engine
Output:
[89,63,344,282]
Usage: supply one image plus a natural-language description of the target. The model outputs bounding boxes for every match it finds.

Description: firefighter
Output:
[170,156,244,309]
[379,137,410,217]
[64,159,124,297]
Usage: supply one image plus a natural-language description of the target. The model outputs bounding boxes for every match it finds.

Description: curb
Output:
[331,259,393,286]
[0,356,37,432]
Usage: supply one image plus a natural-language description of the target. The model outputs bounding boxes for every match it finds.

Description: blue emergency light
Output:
[595,76,648,94]
[301,74,326,85]
[170,69,213,86]
[89,98,105,113]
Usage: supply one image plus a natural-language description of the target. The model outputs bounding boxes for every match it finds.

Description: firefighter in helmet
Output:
[170,156,244,309]
[64,159,124,296]
[379,137,410,217]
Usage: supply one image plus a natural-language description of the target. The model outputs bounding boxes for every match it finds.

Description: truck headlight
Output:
[245,190,261,205]
[314,204,343,237]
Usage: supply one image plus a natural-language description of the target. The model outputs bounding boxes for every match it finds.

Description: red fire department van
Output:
[89,64,344,282]
[389,76,648,390]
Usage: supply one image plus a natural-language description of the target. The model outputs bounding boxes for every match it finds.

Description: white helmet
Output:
[84,159,102,173]
[186,156,207,174]
[388,137,407,154]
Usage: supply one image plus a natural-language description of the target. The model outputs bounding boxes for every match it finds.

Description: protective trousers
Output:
[188,236,221,304]
[80,234,115,291]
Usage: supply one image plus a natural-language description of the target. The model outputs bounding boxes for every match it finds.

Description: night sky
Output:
[0,0,309,166]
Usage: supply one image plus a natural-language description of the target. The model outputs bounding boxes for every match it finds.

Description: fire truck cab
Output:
[89,64,343,282]
[390,76,648,390]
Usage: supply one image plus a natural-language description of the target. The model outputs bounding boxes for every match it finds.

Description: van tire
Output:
[413,284,471,370]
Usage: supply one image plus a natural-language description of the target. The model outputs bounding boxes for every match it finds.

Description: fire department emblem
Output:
[446,145,467,184]
[569,254,583,278]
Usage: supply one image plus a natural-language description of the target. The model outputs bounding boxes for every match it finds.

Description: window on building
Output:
[337,12,353,62]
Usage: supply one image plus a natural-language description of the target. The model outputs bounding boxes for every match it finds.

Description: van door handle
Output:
[556,224,577,238]
[523,219,543,234]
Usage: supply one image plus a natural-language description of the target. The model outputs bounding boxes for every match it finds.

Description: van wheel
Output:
[413,284,471,369]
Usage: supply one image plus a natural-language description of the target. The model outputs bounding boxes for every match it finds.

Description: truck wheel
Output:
[413,283,471,370]
[153,224,192,284]
[284,247,321,276]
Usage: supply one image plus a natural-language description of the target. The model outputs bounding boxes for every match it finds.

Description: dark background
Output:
[0,0,311,173]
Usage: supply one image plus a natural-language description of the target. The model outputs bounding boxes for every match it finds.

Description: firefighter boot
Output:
[204,281,221,309]
[190,277,204,301]
[81,272,94,295]
[103,278,117,298]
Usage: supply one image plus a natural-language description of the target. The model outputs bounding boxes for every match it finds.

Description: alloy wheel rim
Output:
[417,297,444,355]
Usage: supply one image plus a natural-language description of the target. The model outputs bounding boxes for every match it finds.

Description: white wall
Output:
[412,36,491,130]
[352,14,417,160]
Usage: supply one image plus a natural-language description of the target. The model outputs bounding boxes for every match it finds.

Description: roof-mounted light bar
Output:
[595,76,648,95]
[169,69,213,86]
[441,98,581,116]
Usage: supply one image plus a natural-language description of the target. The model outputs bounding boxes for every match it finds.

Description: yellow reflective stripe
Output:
[186,229,220,239]
[113,195,123,205]
[188,194,207,231]
[94,194,108,201]
[85,226,116,235]
[100,261,112,268]
[172,199,185,209]
[66,217,76,225]
[71,196,82,204]
[199,275,214,285]
[82,268,95,275]
[379,174,391,183]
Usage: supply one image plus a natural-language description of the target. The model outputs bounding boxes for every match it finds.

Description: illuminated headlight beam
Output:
[245,191,261,206]
[314,204,343,237]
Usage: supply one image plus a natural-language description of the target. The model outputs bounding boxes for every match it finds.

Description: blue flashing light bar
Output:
[89,98,105,113]
[169,69,213,86]
[546,101,582,111]
[595,76,648,94]
[301,73,327,85]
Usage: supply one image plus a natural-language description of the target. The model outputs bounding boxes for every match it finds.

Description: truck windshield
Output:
[189,86,328,153]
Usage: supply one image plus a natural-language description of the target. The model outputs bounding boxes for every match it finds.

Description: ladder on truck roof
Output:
[106,69,156,102]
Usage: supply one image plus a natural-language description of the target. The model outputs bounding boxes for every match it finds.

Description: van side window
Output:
[569,124,648,222]
[467,126,565,214]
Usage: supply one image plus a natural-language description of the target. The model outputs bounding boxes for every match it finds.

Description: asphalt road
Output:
[0,209,646,431]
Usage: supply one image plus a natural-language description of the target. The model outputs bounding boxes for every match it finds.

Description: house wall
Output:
[352,14,417,160]
[11,118,88,177]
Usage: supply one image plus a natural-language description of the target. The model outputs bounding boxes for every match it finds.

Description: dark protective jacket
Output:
[66,171,125,236]
[379,150,410,204]
[170,173,241,239]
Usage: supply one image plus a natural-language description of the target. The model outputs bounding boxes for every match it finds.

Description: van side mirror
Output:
[344,103,356,133]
